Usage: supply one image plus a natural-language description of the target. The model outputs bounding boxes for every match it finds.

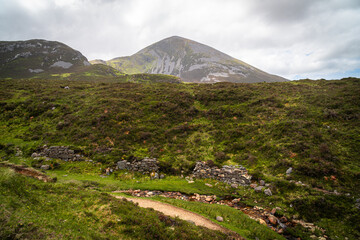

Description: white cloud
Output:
[0,0,359,79]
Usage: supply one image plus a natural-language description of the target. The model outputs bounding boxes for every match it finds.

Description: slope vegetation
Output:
[0,77,360,239]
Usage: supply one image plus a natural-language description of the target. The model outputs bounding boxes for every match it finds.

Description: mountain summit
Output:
[97,36,287,83]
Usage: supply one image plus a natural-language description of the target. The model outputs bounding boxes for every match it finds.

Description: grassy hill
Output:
[1,78,358,187]
[1,77,360,239]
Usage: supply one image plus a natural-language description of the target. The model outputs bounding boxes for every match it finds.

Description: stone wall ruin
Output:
[31,146,83,161]
[117,157,159,173]
[192,161,252,186]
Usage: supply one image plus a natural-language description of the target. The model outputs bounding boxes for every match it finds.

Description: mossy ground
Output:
[1,77,360,239]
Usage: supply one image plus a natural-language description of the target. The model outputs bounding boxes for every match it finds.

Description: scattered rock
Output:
[205,196,213,202]
[250,183,258,188]
[264,188,272,196]
[271,208,277,215]
[268,215,278,225]
[187,180,194,184]
[258,218,267,226]
[231,183,238,188]
[15,148,23,157]
[279,216,287,223]
[286,167,293,175]
[254,186,264,192]
[40,165,50,170]
[205,183,213,187]
[216,216,224,222]
[259,180,265,186]
[160,174,165,179]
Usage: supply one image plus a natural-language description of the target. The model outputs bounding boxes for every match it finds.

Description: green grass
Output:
[0,167,230,240]
[47,166,233,196]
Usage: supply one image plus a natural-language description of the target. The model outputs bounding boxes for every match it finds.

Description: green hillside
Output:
[1,77,360,239]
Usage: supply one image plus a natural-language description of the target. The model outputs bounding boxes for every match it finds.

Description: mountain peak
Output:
[103,36,288,83]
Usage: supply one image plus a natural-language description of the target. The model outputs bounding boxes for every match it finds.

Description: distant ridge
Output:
[97,36,287,83]
[0,39,90,78]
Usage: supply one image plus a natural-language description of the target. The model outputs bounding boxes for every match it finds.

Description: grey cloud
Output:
[248,0,317,23]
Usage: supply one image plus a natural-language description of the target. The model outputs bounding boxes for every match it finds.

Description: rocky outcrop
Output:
[117,157,159,173]
[31,146,83,161]
[193,161,251,186]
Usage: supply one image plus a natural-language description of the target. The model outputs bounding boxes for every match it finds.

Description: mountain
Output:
[0,39,91,78]
[100,36,287,83]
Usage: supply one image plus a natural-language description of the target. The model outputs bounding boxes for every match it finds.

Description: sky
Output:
[0,0,359,80]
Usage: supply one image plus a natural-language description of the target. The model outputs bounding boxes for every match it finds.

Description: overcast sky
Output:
[1,0,359,79]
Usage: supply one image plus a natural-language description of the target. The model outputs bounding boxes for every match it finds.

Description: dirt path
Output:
[114,195,231,233]
[0,162,55,182]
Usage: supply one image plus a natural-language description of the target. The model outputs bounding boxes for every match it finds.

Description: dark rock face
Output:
[192,161,252,186]
[31,146,83,161]
[117,157,159,173]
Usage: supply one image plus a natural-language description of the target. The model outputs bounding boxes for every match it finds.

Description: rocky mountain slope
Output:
[100,36,287,83]
[0,39,91,77]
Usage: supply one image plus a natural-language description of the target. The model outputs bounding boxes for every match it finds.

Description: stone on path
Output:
[268,215,278,225]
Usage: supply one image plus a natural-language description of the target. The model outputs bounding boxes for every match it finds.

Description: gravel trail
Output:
[114,195,230,233]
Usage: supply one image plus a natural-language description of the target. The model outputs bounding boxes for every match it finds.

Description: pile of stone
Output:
[117,157,159,173]
[250,180,273,196]
[31,146,83,161]
[192,161,252,186]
